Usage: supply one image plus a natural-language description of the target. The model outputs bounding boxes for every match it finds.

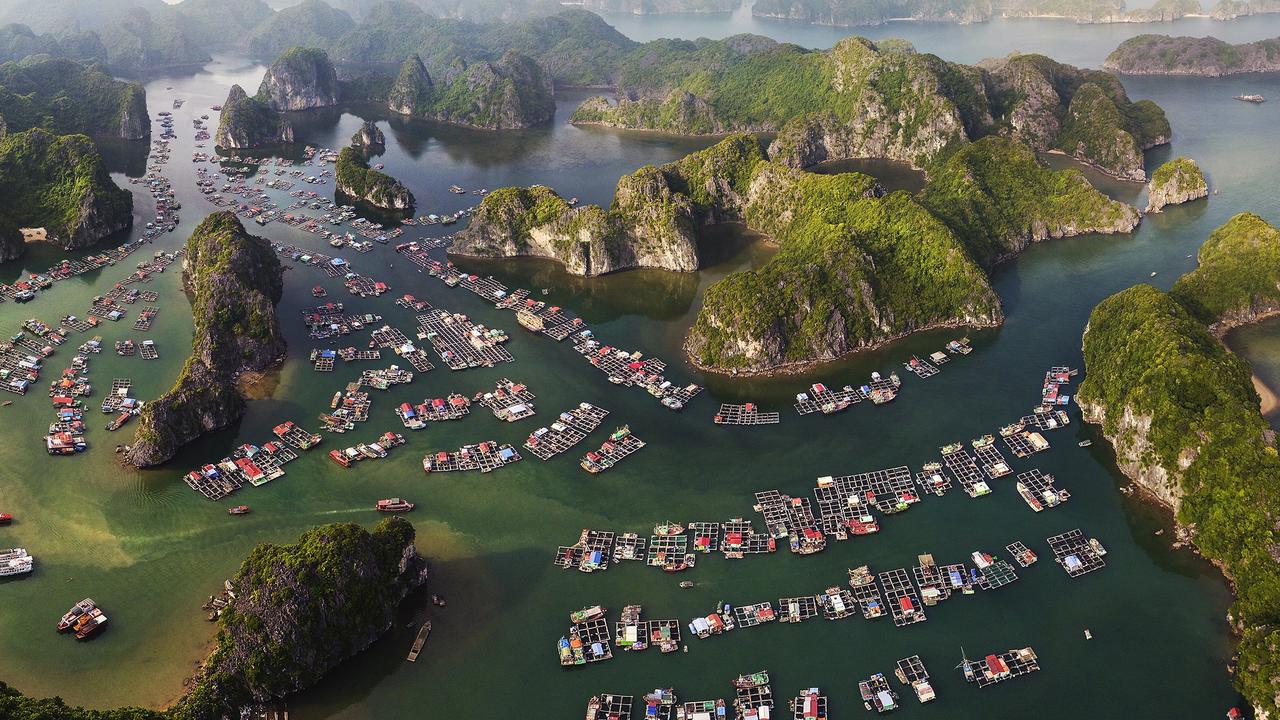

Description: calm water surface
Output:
[1,12,1277,718]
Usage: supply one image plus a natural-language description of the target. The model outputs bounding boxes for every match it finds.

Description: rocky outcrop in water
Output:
[216,84,294,149]
[125,212,284,467]
[257,46,340,111]
[168,518,428,720]
[980,53,1170,181]
[0,128,133,263]
[351,119,384,150]
[1146,157,1208,213]
[1106,33,1280,76]
[385,50,555,130]
[335,147,414,212]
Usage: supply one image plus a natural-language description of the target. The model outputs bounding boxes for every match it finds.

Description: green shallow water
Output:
[2,16,1279,718]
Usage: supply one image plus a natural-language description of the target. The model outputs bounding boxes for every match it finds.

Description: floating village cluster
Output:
[581,651,1040,720]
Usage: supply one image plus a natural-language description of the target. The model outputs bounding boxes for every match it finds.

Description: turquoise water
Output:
[1,13,1277,718]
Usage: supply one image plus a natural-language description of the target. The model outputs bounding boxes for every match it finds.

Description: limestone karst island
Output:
[2,2,1280,720]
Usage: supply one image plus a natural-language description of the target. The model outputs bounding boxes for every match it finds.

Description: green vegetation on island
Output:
[335,147,415,212]
[571,37,1169,179]
[0,128,134,263]
[215,85,293,149]
[125,212,285,467]
[0,23,108,66]
[1106,33,1280,76]
[460,132,1134,372]
[384,50,555,130]
[1146,156,1208,213]
[1078,212,1280,719]
[583,0,738,13]
[0,55,149,140]
[0,518,427,720]
[919,137,1141,266]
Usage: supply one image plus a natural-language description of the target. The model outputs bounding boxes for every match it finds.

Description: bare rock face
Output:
[351,119,385,150]
[1146,157,1208,213]
[257,46,340,112]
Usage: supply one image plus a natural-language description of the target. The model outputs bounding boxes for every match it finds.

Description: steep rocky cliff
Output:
[1170,212,1280,331]
[1079,239,1280,718]
[0,128,133,262]
[0,55,150,140]
[452,134,766,275]
[686,154,1002,373]
[335,147,414,212]
[385,50,555,130]
[918,136,1141,267]
[569,36,1170,178]
[169,519,428,720]
[216,84,294,149]
[351,119,385,150]
[1146,157,1208,212]
[981,53,1171,181]
[256,46,340,111]
[1106,33,1280,76]
[125,212,284,467]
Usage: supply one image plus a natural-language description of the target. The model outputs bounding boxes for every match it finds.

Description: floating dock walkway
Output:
[1047,529,1106,578]
[1015,469,1070,512]
[714,403,780,425]
[524,403,609,460]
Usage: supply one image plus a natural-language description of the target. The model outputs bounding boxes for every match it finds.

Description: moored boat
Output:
[0,513,11,525]
[228,505,250,516]
[653,521,685,536]
[75,608,108,639]
[58,598,96,631]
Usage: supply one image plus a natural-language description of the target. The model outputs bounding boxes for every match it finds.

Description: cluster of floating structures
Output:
[321,384,371,433]
[580,425,646,474]
[181,421,319,500]
[327,431,406,468]
[572,331,703,411]
[525,402,610,460]
[421,441,521,473]
[582,652,1031,720]
[474,378,535,421]
[415,310,511,370]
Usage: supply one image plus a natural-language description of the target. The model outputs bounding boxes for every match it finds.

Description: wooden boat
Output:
[1235,94,1265,103]
[653,521,685,536]
[228,506,250,516]
[58,598,96,631]
[406,620,432,662]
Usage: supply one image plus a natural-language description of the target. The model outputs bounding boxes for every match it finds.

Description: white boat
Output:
[0,555,33,576]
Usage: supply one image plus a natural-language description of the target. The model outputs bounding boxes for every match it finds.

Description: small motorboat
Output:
[1078,439,1093,447]
[0,513,11,526]
[679,580,694,589]
[376,498,415,513]
[228,505,250,516]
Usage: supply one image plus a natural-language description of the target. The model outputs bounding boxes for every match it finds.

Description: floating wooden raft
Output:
[792,689,828,720]
[101,378,132,413]
[941,445,988,497]
[1015,469,1070,512]
[524,403,609,460]
[963,647,1040,688]
[611,532,646,562]
[1020,408,1070,431]
[688,522,721,553]
[903,356,939,378]
[733,602,777,628]
[848,566,886,620]
[793,384,861,415]
[1003,429,1049,457]
[777,595,820,623]
[733,673,774,720]
[132,306,159,331]
[1005,541,1038,567]
[713,403,780,425]
[895,655,934,703]
[585,694,632,720]
[973,441,1012,479]
[1047,529,1106,578]
[976,559,1019,590]
[555,529,616,572]
[914,464,953,496]
[879,568,926,627]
